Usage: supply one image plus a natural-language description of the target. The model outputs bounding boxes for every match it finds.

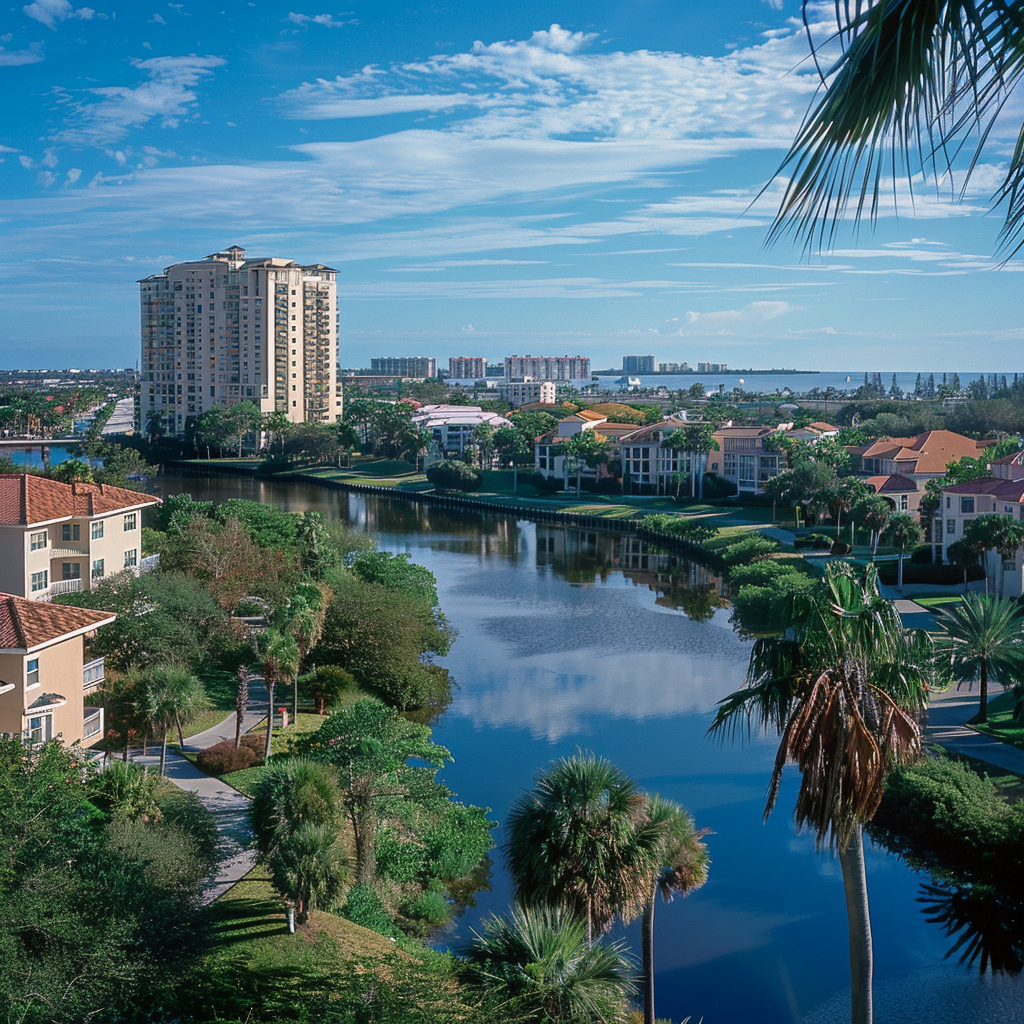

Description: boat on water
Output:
[615,376,642,387]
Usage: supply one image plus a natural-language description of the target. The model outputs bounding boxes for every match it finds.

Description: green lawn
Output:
[972,690,1024,751]
[913,595,964,609]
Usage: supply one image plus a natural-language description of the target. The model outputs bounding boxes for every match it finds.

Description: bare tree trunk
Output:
[839,826,873,1024]
[642,892,656,1024]
[264,681,275,762]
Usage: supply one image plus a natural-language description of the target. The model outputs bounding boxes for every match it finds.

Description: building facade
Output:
[622,355,656,374]
[411,405,513,458]
[503,355,591,380]
[696,362,728,373]
[140,246,341,437]
[370,357,438,378]
[496,379,556,408]
[448,357,487,379]
[0,593,114,747]
[0,475,160,601]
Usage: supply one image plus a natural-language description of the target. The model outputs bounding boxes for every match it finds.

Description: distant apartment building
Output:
[503,355,591,380]
[697,362,727,373]
[0,475,160,601]
[140,246,341,437]
[370,357,438,378]
[497,379,556,408]
[411,405,512,458]
[448,357,487,379]
[622,355,656,374]
[659,362,691,373]
[0,593,115,747]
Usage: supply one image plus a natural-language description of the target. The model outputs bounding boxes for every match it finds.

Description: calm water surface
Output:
[161,473,1021,1024]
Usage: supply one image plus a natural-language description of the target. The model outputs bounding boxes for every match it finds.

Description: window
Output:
[124,549,138,568]
[900,496,908,511]
[947,519,957,535]
[26,715,51,745]
[27,659,39,687]
[30,570,48,593]
[61,523,81,542]
[946,496,951,510]
[91,521,104,540]
[62,562,81,580]
[124,513,137,531]
[30,531,47,551]
[92,558,104,580]
[960,497,975,514]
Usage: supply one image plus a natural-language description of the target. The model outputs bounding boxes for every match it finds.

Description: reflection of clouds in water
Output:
[450,649,748,741]
[802,964,1022,1023]
[651,898,815,971]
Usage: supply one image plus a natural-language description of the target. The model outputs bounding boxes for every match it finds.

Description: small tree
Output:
[270,822,348,924]
[426,459,483,492]
[885,513,925,593]
[853,494,893,557]
[260,629,300,762]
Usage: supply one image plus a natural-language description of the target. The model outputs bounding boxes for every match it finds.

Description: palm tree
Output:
[135,665,209,775]
[464,905,636,1024]
[964,514,1024,597]
[260,629,300,762]
[252,759,341,857]
[282,580,330,720]
[638,796,709,1024]
[936,594,1024,724]
[269,822,348,925]
[885,512,925,592]
[853,495,893,558]
[709,562,932,1024]
[768,2,1024,257]
[505,752,659,943]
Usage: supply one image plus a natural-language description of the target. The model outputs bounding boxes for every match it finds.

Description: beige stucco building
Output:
[0,475,160,601]
[139,245,343,437]
[0,593,115,747]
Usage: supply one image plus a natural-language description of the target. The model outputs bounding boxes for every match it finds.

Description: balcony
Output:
[83,657,105,690]
[138,553,161,574]
[50,546,88,559]
[82,707,104,743]
[48,577,83,597]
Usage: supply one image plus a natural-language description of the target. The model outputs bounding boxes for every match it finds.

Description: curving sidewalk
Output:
[925,681,1024,776]
[134,677,268,904]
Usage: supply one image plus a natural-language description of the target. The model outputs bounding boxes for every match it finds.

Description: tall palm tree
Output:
[709,563,932,1024]
[936,594,1024,724]
[464,905,636,1024]
[768,1,1024,257]
[504,753,660,943]
[269,822,348,925]
[885,512,925,592]
[260,629,300,762]
[135,665,209,775]
[638,796,709,1024]
[282,580,330,720]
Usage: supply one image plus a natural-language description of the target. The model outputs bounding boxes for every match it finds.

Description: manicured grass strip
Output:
[913,595,965,609]
[972,690,1024,752]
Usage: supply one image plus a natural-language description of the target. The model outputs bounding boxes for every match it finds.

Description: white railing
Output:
[48,578,83,597]
[49,546,88,559]
[138,554,161,574]
[82,657,105,689]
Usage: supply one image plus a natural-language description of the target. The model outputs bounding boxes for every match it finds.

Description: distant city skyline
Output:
[1,1,1021,371]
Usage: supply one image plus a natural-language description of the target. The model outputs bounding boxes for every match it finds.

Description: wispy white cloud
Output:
[53,54,225,145]
[0,44,44,66]
[23,0,94,30]
[287,12,356,29]
[682,300,795,333]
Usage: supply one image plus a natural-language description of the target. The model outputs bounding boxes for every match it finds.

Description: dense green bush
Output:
[530,472,564,493]
[871,756,1024,889]
[699,473,739,499]
[876,562,985,586]
[720,533,781,567]
[643,513,717,544]
[731,573,815,635]
[728,559,800,588]
[426,459,483,491]
[343,883,401,937]
[794,532,833,550]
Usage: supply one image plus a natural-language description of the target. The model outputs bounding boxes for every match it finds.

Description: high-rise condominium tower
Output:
[139,246,341,436]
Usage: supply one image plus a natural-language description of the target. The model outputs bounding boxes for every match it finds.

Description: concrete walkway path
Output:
[135,676,268,904]
[925,681,1024,776]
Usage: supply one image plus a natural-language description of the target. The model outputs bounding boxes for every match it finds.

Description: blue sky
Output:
[1,0,1022,371]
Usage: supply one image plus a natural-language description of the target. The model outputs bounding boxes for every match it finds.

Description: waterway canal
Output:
[160,472,1021,1024]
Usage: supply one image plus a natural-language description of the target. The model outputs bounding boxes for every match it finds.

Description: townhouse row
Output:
[0,474,159,749]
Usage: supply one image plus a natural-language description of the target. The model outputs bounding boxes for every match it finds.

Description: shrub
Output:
[426,460,483,492]
[196,740,256,775]
[700,474,738,499]
[721,534,780,567]
[155,788,221,870]
[238,733,267,763]
[876,562,986,586]
[794,532,833,550]
[342,883,401,937]
[728,560,799,588]
[831,540,851,555]
[530,472,563,494]
[731,574,814,635]
[403,886,451,930]
[871,756,1024,888]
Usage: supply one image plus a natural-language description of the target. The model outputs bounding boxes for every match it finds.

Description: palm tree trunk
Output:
[159,729,168,777]
[978,660,989,724]
[292,675,299,724]
[839,825,873,1024]
[176,715,185,747]
[264,681,275,762]
[642,892,656,1024]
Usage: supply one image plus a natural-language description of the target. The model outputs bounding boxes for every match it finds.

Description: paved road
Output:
[135,677,268,904]
[925,681,1024,776]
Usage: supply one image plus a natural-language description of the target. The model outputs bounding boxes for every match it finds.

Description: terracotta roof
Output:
[0,593,115,651]
[0,475,159,527]
[865,473,919,494]
[991,451,1024,466]
[854,430,986,474]
[942,478,1024,500]
[565,410,607,423]
[807,421,838,431]
[712,426,774,438]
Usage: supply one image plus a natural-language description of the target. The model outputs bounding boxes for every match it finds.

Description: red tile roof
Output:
[853,430,987,474]
[0,593,115,651]
[865,473,919,494]
[0,475,159,527]
[942,478,1024,500]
